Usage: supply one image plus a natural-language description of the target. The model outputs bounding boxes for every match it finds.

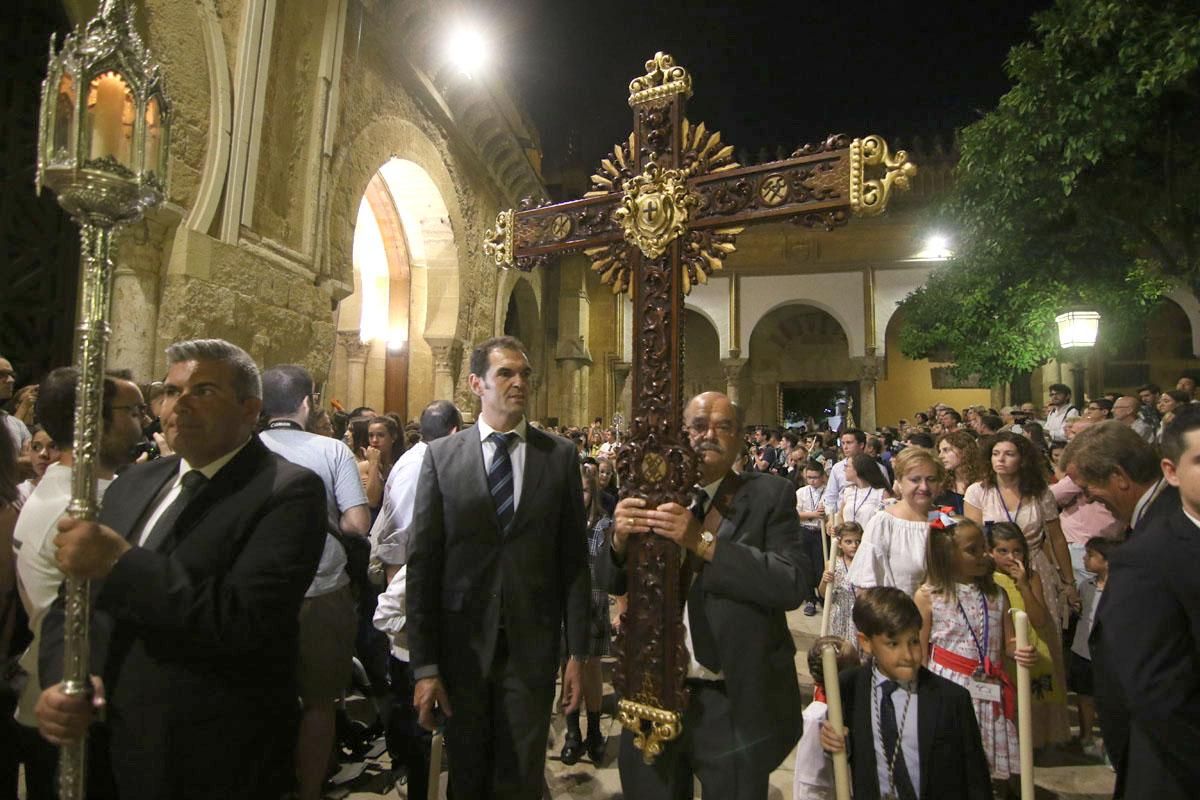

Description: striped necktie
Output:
[487,431,517,533]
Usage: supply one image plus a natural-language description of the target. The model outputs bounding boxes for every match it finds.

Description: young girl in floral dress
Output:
[916,514,1037,790]
[817,522,863,648]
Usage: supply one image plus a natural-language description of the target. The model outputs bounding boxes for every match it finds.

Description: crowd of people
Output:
[1,340,1197,800]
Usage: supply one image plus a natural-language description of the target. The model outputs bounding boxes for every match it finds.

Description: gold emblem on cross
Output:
[615,161,697,260]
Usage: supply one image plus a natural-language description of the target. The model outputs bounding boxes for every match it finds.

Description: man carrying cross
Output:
[605,390,810,798]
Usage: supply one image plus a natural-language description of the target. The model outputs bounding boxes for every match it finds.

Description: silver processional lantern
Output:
[36,1,170,796]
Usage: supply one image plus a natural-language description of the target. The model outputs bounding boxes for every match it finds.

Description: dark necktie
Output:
[487,431,517,534]
[686,487,720,671]
[880,679,918,800]
[142,470,208,551]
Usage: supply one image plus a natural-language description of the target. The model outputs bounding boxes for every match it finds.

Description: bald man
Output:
[606,391,811,800]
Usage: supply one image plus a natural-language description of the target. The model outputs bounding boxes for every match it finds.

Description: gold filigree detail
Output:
[849,135,917,217]
[680,119,739,176]
[549,213,572,241]
[628,51,692,107]
[641,452,668,482]
[584,241,635,295]
[617,696,683,765]
[615,162,697,260]
[586,133,637,198]
[681,226,743,294]
[483,208,515,268]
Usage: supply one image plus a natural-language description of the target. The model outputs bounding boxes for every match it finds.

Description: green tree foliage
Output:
[898,0,1199,385]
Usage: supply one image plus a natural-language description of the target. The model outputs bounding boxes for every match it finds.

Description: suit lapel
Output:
[714,473,750,543]
[917,667,937,798]
[854,667,880,800]
[112,457,182,542]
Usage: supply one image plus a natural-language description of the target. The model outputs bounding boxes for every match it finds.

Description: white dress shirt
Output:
[133,439,250,547]
[824,459,848,514]
[871,666,921,798]
[370,440,428,565]
[477,417,527,514]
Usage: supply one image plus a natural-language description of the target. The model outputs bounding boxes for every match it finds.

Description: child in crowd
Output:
[796,460,828,616]
[837,453,889,528]
[915,514,1037,791]
[820,587,992,799]
[989,521,1071,748]
[1071,536,1116,760]
[818,522,863,647]
[793,636,859,800]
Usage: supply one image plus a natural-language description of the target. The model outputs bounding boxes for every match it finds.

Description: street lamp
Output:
[36,2,170,796]
[1055,310,1100,405]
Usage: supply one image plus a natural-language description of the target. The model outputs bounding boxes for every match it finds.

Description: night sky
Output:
[470,0,1054,170]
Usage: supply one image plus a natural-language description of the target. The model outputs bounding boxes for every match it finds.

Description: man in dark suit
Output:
[35,338,327,800]
[1081,410,1200,798]
[607,391,810,799]
[1060,420,1180,795]
[407,335,590,799]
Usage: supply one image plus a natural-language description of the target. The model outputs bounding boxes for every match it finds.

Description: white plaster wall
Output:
[1167,285,1200,357]
[685,275,731,356]
[740,272,865,358]
[874,266,935,354]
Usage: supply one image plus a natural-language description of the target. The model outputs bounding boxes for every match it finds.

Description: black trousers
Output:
[800,526,824,599]
[444,632,554,800]
[617,681,768,800]
[386,655,432,799]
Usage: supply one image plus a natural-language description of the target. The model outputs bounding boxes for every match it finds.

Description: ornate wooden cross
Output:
[484,52,915,762]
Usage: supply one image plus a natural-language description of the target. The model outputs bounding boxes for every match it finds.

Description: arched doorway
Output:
[500,276,546,420]
[683,307,723,400]
[746,303,856,428]
[333,158,453,421]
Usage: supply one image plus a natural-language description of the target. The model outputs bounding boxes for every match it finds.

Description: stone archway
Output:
[330,157,456,419]
[683,308,723,400]
[746,303,857,427]
[500,275,547,420]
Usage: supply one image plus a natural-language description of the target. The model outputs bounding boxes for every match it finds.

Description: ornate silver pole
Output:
[36,2,171,796]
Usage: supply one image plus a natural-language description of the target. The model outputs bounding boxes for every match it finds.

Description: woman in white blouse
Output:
[847,447,944,595]
[835,454,890,528]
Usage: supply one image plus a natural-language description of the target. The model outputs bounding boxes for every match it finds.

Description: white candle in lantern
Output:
[88,72,132,163]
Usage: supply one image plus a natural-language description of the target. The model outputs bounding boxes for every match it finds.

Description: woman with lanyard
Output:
[847,447,945,596]
[836,453,891,528]
[965,431,1077,744]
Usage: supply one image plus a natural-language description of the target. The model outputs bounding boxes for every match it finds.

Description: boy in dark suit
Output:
[820,587,991,800]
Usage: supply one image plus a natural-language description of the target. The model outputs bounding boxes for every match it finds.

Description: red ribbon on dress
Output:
[930,644,1016,721]
[813,685,827,703]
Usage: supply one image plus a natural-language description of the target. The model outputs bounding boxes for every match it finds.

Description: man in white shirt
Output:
[259,364,370,800]
[1045,383,1080,444]
[10,367,143,791]
[823,429,866,515]
[368,399,459,800]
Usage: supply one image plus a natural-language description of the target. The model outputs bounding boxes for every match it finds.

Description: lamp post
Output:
[36,2,170,797]
[1055,310,1100,406]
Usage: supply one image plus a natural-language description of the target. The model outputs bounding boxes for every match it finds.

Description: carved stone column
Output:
[556,336,592,426]
[855,347,883,432]
[613,360,632,423]
[338,331,371,410]
[429,340,459,403]
[109,264,158,379]
[721,357,748,406]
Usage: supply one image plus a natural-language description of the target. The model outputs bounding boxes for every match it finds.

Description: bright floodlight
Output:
[446,22,489,78]
[926,234,949,254]
[1055,310,1100,349]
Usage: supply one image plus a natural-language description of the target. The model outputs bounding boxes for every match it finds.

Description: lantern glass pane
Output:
[144,96,162,176]
[1055,311,1100,349]
[85,71,134,166]
[53,74,76,160]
